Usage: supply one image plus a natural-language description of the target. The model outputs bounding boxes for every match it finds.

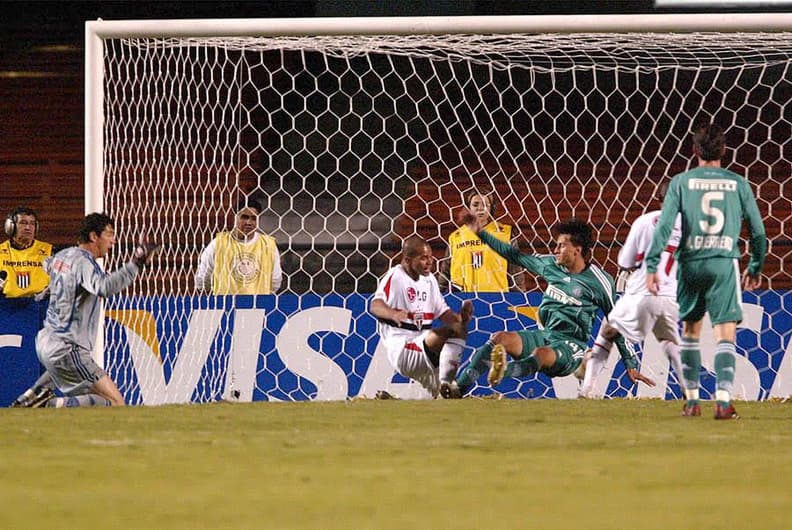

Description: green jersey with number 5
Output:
[645,166,766,277]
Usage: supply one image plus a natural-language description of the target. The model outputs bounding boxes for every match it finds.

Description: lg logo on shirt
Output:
[406,287,427,302]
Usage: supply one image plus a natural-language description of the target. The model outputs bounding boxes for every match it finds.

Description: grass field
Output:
[2,399,790,529]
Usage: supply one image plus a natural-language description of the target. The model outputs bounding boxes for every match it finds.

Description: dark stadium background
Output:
[1,0,788,293]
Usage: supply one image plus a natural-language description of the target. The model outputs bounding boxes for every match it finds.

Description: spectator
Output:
[1,206,52,298]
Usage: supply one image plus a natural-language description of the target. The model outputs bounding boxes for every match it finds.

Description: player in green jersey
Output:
[446,215,654,398]
[646,122,767,420]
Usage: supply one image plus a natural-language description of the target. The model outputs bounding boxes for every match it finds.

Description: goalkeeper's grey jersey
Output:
[39,246,139,353]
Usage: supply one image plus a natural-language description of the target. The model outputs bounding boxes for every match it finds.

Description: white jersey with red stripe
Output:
[619,210,681,298]
[373,264,450,344]
[373,265,451,396]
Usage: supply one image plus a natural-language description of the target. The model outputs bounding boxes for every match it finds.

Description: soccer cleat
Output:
[714,403,739,420]
[681,401,701,417]
[487,344,507,387]
[439,381,462,399]
[10,388,55,408]
[374,390,399,400]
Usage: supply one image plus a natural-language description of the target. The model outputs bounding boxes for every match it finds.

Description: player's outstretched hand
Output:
[627,368,655,387]
[132,235,161,268]
[454,207,477,229]
[742,270,761,291]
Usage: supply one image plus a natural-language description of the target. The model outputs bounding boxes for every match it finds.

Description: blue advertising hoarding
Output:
[2,292,791,405]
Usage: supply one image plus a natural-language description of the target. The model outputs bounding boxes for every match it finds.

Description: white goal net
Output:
[88,15,792,403]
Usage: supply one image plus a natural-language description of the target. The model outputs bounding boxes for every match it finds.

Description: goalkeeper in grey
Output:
[11,212,158,408]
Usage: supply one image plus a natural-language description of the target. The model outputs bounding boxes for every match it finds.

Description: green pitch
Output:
[2,399,790,529]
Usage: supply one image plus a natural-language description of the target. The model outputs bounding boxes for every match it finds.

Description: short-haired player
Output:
[11,212,159,407]
[370,235,472,398]
[450,216,654,397]
[646,122,766,419]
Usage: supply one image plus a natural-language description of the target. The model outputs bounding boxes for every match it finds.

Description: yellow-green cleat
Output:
[487,344,507,387]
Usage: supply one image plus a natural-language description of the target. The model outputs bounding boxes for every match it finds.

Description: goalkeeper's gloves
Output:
[132,238,161,269]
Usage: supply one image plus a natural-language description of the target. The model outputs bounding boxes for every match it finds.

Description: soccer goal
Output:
[86,14,792,403]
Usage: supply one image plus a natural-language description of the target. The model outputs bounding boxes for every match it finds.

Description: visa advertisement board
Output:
[2,292,790,405]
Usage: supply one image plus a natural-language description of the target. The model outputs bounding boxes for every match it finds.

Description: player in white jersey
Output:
[11,213,158,408]
[370,235,472,399]
[579,184,685,398]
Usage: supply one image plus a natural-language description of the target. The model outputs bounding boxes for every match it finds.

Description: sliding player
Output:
[370,235,472,399]
[578,182,685,398]
[451,215,654,397]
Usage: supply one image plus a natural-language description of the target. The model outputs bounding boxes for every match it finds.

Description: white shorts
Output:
[384,331,440,397]
[607,294,680,345]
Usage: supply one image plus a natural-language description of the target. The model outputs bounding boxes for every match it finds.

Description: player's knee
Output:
[490,330,513,345]
[532,346,556,367]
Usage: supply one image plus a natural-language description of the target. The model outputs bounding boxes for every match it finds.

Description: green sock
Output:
[504,354,539,378]
[714,341,736,406]
[680,337,701,402]
[456,341,493,388]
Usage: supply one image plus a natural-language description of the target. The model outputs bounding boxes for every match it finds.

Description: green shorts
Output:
[677,257,743,325]
[516,329,587,378]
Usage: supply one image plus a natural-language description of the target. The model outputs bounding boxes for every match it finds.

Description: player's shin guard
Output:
[661,340,685,393]
[680,337,701,403]
[714,341,736,406]
[456,340,493,389]
[46,394,113,408]
[439,339,465,384]
[503,354,538,378]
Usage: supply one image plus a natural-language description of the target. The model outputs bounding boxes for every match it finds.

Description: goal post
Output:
[85,14,792,403]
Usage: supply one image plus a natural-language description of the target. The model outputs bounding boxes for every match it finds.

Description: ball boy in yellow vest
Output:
[195,199,282,294]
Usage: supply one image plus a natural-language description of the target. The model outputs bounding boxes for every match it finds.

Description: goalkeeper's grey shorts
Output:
[36,335,107,396]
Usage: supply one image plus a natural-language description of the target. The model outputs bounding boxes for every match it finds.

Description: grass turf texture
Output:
[2,399,790,529]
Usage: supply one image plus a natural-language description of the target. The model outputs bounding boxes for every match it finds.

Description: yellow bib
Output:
[448,222,511,292]
[212,232,277,295]
[0,239,52,298]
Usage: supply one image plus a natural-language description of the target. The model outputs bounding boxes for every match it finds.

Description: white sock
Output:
[661,340,684,390]
[439,339,465,383]
[580,335,612,397]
